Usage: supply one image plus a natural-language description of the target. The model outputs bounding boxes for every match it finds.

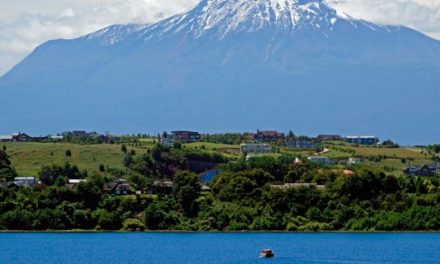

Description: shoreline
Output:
[1,230,440,234]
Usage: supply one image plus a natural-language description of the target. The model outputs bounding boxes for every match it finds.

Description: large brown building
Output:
[171,131,201,143]
[254,130,284,142]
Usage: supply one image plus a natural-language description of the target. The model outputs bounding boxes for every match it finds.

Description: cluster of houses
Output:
[0,132,65,142]
[404,163,440,177]
[1,176,133,194]
[0,130,121,143]
[158,131,381,169]
[161,131,202,147]
[1,177,86,189]
[3,175,213,196]
[103,178,131,195]
[238,130,379,155]
[0,132,34,142]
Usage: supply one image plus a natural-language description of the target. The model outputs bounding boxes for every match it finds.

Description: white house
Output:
[68,179,86,184]
[240,143,272,154]
[346,136,379,145]
[14,177,37,187]
[0,135,13,142]
[348,158,362,165]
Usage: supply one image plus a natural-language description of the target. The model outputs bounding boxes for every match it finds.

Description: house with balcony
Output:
[104,179,132,195]
[14,177,37,187]
[346,136,379,145]
[171,131,201,143]
[286,140,319,150]
[240,143,272,154]
[254,130,284,142]
[404,163,440,177]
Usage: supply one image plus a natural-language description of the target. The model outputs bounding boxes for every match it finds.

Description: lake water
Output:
[1,233,440,264]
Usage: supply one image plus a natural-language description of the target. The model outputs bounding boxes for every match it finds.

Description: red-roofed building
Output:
[254,130,284,142]
[171,131,201,143]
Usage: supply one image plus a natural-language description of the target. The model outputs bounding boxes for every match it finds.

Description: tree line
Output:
[1,147,440,231]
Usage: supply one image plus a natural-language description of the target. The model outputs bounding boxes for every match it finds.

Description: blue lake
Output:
[1,233,440,264]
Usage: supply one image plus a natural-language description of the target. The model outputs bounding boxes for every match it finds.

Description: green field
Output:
[323,144,432,170]
[1,142,148,176]
[1,141,434,176]
[349,146,427,159]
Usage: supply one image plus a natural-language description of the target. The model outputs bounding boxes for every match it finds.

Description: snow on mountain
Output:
[0,0,440,144]
[142,0,381,39]
[82,24,149,46]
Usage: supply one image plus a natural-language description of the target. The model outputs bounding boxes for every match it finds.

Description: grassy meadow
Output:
[1,140,434,176]
[1,142,148,176]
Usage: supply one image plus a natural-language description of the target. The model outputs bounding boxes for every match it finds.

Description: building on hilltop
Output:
[348,157,362,165]
[404,163,440,177]
[254,130,284,142]
[12,132,33,142]
[171,131,201,143]
[104,179,132,195]
[240,143,272,154]
[346,136,379,145]
[14,177,37,187]
[0,132,33,142]
[286,140,319,150]
[0,135,13,142]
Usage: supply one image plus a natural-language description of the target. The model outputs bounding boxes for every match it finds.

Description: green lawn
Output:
[322,144,432,171]
[347,146,427,159]
[2,142,148,176]
[322,143,427,159]
[1,141,433,176]
[184,142,240,150]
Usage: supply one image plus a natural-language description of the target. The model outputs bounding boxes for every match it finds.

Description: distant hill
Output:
[1,0,440,144]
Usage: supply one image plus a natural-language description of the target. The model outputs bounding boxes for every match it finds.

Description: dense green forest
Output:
[1,145,440,232]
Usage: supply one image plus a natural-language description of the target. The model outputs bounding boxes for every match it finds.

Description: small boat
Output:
[260,249,274,258]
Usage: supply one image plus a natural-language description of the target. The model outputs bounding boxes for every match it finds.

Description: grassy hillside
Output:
[1,140,434,176]
[1,142,148,176]
[322,144,432,170]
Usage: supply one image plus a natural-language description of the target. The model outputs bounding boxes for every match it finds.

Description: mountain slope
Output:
[1,0,440,144]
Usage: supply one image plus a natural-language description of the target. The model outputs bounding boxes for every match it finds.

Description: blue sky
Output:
[0,0,439,76]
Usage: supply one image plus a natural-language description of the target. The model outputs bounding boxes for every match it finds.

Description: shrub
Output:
[123,218,145,231]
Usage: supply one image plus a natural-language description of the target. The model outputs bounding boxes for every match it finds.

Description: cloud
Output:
[327,0,440,36]
[0,0,439,75]
[0,0,199,75]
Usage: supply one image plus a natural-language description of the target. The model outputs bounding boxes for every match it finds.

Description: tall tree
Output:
[173,171,201,216]
[0,150,17,182]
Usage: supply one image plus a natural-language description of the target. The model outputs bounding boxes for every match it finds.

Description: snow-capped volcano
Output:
[1,0,440,143]
[145,0,341,38]
[82,0,387,45]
